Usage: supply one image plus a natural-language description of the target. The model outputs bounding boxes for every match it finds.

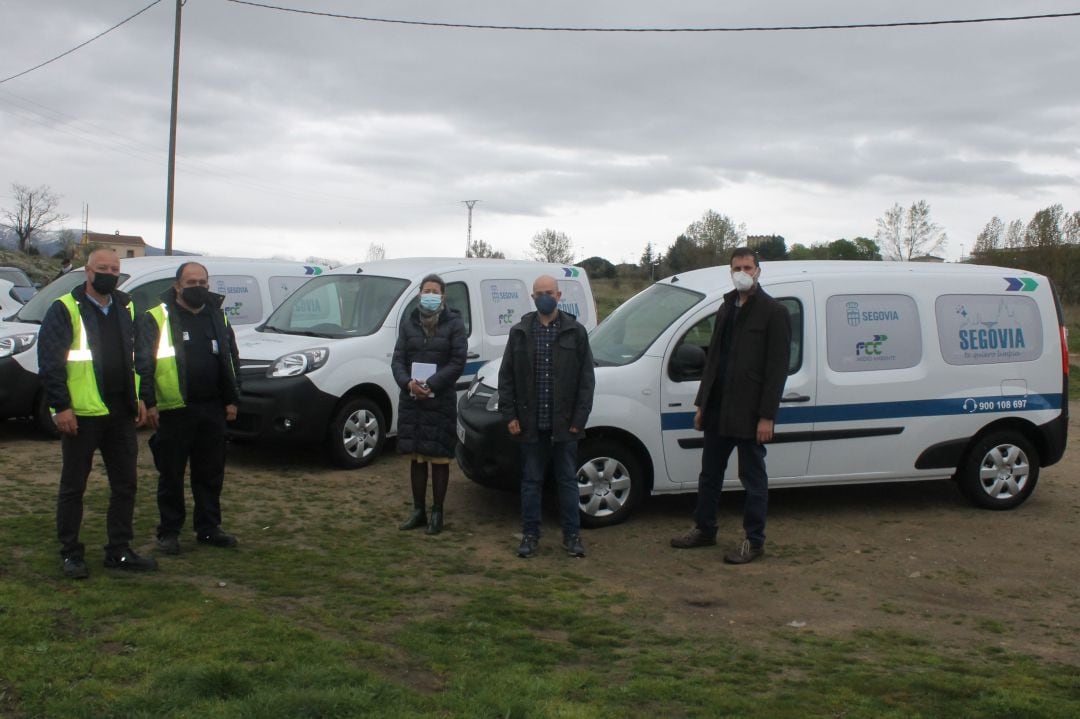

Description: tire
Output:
[576,439,645,528]
[33,391,60,440]
[959,430,1040,510]
[326,397,386,469]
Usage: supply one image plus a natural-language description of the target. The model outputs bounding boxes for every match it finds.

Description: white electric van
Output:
[456,261,1068,526]
[0,256,326,435]
[229,257,595,468]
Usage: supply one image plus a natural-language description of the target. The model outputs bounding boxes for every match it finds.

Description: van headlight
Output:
[0,333,36,358]
[268,347,329,377]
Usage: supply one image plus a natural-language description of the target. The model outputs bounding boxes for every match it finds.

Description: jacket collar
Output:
[72,282,132,307]
[514,309,580,334]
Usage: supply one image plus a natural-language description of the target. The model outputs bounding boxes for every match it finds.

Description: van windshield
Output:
[11,271,130,324]
[591,283,704,366]
[260,274,409,338]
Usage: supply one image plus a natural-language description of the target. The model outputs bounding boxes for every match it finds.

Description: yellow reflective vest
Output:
[147,304,185,410]
[56,293,136,417]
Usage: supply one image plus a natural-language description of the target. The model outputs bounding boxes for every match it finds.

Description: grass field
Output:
[2,436,1079,718]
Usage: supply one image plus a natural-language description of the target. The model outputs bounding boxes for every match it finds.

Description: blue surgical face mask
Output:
[534,294,558,315]
[419,293,442,311]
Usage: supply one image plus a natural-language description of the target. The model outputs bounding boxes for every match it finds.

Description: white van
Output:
[230,257,595,468]
[0,256,326,435]
[456,261,1068,526]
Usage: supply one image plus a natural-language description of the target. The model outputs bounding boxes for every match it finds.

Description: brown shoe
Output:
[670,527,717,549]
[723,539,764,564]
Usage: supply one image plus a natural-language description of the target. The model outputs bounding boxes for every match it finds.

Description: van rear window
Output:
[826,294,922,372]
[935,294,1043,365]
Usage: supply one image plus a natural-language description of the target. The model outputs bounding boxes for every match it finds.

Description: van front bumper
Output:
[455,392,521,490]
[230,373,338,444]
[0,356,40,419]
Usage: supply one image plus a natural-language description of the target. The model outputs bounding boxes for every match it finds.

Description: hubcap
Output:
[577,455,632,518]
[978,443,1030,499]
[342,409,379,459]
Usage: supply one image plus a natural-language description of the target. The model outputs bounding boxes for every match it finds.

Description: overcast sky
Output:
[2,0,1078,264]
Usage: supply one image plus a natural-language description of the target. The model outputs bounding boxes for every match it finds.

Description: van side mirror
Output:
[669,343,706,382]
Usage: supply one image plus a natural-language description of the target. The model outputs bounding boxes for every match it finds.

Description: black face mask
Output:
[90,272,119,295]
[181,286,210,308]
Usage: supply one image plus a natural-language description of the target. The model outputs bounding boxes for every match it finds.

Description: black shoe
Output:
[562,534,586,558]
[516,534,539,558]
[670,527,717,549]
[723,539,765,565]
[426,509,444,535]
[156,535,181,555]
[196,528,238,548]
[63,555,89,580]
[104,548,158,572]
[399,508,427,531]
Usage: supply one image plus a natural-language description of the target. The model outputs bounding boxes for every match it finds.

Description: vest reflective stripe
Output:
[148,304,185,410]
[55,293,134,417]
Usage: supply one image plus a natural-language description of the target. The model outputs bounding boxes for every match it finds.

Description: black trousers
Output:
[151,400,227,538]
[57,411,139,557]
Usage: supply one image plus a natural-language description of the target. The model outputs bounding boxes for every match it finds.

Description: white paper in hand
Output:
[411,362,437,399]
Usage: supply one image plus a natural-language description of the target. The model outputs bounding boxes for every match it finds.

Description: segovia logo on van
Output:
[845,301,900,327]
[955,302,1026,359]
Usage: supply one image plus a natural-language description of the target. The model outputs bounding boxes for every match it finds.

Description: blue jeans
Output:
[520,432,580,539]
[693,426,769,547]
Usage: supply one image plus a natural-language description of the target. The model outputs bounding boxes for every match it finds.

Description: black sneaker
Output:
[723,539,765,565]
[516,534,539,558]
[104,548,158,572]
[670,527,717,549]
[562,534,586,558]
[156,535,181,555]
[196,529,238,548]
[63,555,89,580]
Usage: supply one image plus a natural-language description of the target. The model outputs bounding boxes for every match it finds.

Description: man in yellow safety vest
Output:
[37,248,155,578]
[135,261,240,556]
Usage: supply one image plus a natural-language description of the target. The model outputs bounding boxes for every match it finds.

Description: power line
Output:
[0,1,164,85]
[225,1,1080,33]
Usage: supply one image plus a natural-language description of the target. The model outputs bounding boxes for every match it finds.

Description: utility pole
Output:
[164,0,184,255]
[462,200,479,257]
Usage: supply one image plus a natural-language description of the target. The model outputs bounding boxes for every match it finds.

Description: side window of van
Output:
[935,294,1043,365]
[668,297,803,383]
[557,280,591,327]
[403,282,472,336]
[129,278,174,316]
[481,279,531,335]
[826,294,921,371]
[210,275,263,325]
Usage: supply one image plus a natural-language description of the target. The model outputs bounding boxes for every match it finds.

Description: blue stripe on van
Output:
[464,360,486,375]
[659,393,1063,431]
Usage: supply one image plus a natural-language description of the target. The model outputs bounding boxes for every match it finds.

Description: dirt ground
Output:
[3,405,1079,664]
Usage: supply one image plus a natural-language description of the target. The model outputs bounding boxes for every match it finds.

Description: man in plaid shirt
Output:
[498,275,595,558]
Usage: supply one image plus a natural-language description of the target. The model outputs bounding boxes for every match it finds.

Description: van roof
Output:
[330,257,584,279]
[104,256,323,272]
[662,260,1046,295]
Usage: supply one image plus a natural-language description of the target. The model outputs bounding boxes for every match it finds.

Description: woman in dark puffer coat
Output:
[391,274,467,534]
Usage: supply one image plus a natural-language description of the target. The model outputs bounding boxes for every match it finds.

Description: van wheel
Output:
[33,391,60,440]
[959,431,1039,510]
[327,398,385,468]
[576,440,644,528]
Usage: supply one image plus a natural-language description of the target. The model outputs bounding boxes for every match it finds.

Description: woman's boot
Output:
[399,460,428,530]
[427,463,449,534]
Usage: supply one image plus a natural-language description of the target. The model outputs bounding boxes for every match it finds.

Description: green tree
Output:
[467,239,505,259]
[529,229,574,264]
[662,234,698,274]
[683,210,742,267]
[973,216,1004,258]
[752,235,788,261]
[578,256,615,279]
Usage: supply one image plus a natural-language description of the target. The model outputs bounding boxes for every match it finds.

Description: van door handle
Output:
[781,393,811,403]
[467,352,480,359]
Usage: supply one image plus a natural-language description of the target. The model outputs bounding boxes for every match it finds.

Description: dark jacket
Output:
[497,310,595,443]
[391,307,468,458]
[134,287,241,409]
[695,286,791,439]
[37,284,139,416]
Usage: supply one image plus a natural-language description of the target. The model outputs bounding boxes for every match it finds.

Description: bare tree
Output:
[2,183,67,253]
[1005,219,1025,249]
[467,238,505,259]
[366,243,386,261]
[973,216,1004,257]
[529,229,574,263]
[875,201,946,261]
